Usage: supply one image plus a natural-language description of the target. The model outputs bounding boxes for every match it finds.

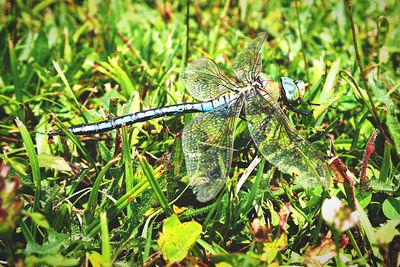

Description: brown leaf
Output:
[305,235,349,267]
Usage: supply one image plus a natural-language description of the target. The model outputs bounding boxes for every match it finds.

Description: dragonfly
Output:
[50,33,331,202]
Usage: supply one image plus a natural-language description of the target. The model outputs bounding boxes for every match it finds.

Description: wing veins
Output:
[246,88,329,187]
[182,97,244,202]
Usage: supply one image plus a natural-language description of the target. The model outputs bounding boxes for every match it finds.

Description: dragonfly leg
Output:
[286,104,312,116]
[109,113,116,128]
[49,129,63,137]
[307,129,327,143]
[308,102,338,113]
[308,102,320,106]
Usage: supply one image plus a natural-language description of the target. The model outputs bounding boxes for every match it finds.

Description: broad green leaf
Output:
[369,179,396,192]
[356,192,372,209]
[157,214,202,264]
[87,251,103,267]
[382,198,400,220]
[261,247,278,263]
[261,233,287,263]
[215,262,233,267]
[25,231,69,255]
[213,253,260,266]
[375,220,400,245]
[369,75,400,154]
[38,154,72,172]
[267,201,280,227]
[23,211,50,229]
[25,254,79,267]
[386,114,400,154]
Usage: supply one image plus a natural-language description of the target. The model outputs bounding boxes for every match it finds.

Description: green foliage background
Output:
[0,0,399,266]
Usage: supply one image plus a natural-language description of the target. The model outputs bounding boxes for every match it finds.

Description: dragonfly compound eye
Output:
[294,80,306,98]
[281,77,301,103]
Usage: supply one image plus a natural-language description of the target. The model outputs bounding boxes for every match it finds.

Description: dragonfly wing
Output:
[181,58,236,101]
[232,33,268,83]
[182,97,243,202]
[244,89,331,189]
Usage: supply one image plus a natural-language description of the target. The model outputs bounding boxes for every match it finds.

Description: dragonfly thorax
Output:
[252,75,271,89]
[253,75,281,101]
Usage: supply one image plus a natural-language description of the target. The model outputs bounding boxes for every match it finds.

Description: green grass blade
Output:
[86,156,120,223]
[121,126,136,218]
[52,118,99,173]
[15,118,41,207]
[121,125,139,218]
[52,60,85,117]
[142,218,155,264]
[139,155,173,216]
[8,35,22,103]
[67,168,90,196]
[85,178,153,237]
[15,118,42,236]
[356,199,382,261]
[96,59,136,97]
[18,220,35,244]
[100,212,112,267]
[241,159,266,216]
[380,142,392,183]
[3,2,398,265]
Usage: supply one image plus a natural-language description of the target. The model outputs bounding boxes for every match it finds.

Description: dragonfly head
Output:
[280,77,306,106]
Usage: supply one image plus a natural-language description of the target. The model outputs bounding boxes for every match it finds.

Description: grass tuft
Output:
[1,1,399,266]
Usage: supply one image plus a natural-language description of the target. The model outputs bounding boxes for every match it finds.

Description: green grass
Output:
[1,0,399,266]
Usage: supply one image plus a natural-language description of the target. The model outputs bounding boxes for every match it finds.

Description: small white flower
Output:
[321,197,342,224]
[321,197,359,232]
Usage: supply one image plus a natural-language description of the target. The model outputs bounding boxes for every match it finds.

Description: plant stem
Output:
[376,16,389,77]
[295,0,309,81]
[344,0,388,141]
[347,229,363,258]
[4,235,15,267]
[186,0,190,62]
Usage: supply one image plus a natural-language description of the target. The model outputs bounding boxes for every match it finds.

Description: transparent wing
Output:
[182,97,244,202]
[181,58,237,101]
[232,32,268,83]
[244,89,331,189]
